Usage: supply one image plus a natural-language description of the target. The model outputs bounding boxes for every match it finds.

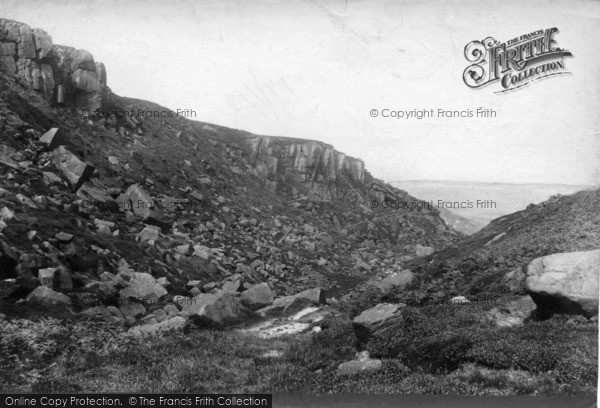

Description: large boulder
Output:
[526,250,600,317]
[240,282,275,310]
[180,292,248,324]
[51,146,94,191]
[353,303,404,342]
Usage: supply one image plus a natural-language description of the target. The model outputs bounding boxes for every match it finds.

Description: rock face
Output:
[353,303,403,342]
[526,250,600,317]
[0,18,108,109]
[247,136,366,188]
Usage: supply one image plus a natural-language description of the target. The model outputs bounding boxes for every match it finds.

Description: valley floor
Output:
[1,298,596,396]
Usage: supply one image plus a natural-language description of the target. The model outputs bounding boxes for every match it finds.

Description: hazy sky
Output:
[3,0,600,185]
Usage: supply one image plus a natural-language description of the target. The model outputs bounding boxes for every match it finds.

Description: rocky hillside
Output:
[402,188,600,301]
[0,18,461,320]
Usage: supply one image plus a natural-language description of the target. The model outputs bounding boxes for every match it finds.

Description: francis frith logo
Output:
[463,28,572,93]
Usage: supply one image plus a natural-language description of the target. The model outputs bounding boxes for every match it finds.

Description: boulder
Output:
[39,128,66,150]
[51,146,95,191]
[26,286,71,305]
[240,282,275,310]
[353,303,403,342]
[526,250,600,317]
[415,244,434,257]
[180,292,247,324]
[119,272,168,301]
[222,280,241,293]
[38,267,57,287]
[137,225,161,243]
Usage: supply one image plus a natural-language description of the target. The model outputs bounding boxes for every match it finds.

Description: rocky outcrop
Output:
[0,19,108,109]
[245,136,367,199]
[526,250,600,317]
[248,136,365,184]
